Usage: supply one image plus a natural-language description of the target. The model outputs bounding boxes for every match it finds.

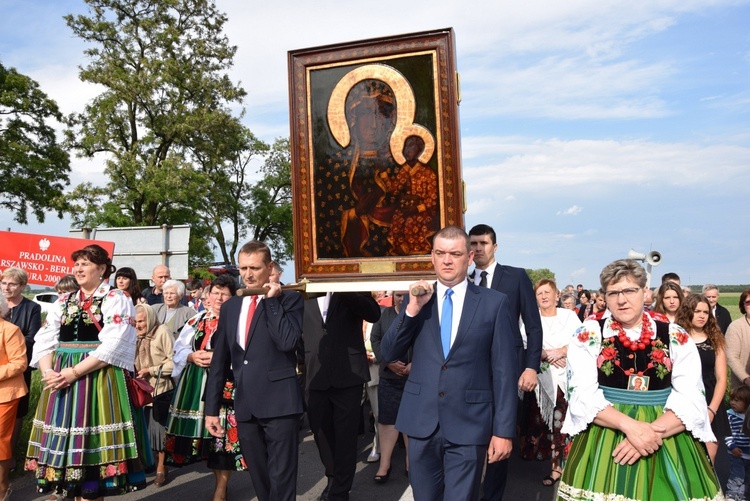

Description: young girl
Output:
[726,385,750,501]
[675,294,729,463]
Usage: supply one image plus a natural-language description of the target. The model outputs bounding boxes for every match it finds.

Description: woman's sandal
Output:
[542,468,563,486]
[374,467,392,484]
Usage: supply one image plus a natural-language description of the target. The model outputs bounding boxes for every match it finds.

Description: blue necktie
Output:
[441,289,454,357]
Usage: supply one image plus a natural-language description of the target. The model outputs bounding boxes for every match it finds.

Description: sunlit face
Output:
[605,276,645,329]
[535,284,557,311]
[0,276,23,301]
[238,252,272,288]
[152,266,170,288]
[469,234,497,269]
[691,301,711,330]
[135,310,148,335]
[202,288,212,310]
[431,236,473,288]
[163,287,180,308]
[594,294,606,311]
[662,290,681,314]
[116,276,131,291]
[704,289,719,307]
[74,258,106,290]
[210,285,232,316]
[562,297,576,311]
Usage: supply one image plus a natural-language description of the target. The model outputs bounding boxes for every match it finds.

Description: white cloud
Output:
[557,205,583,216]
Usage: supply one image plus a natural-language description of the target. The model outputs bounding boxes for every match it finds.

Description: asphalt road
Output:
[13,419,730,501]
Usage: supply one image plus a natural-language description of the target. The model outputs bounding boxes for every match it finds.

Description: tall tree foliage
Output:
[0,62,70,224]
[64,0,248,264]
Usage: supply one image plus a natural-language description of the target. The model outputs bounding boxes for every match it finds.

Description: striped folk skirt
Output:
[24,342,150,498]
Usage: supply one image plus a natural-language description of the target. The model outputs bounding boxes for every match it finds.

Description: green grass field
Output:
[718,292,742,322]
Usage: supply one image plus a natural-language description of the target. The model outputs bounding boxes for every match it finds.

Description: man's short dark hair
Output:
[238,241,272,264]
[661,272,681,284]
[468,224,496,245]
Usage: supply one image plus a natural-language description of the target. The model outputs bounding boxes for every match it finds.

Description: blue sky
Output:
[1,0,749,288]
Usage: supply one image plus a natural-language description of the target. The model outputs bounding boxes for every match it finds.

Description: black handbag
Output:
[152,365,174,426]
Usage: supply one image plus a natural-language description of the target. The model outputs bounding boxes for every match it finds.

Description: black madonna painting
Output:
[288,28,463,281]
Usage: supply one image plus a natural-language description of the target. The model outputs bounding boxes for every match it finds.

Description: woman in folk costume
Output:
[558,259,723,501]
[25,244,150,500]
[164,274,245,501]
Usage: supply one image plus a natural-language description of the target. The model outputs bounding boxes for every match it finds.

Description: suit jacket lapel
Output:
[491,262,505,290]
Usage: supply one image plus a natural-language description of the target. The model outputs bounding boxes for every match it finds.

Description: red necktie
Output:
[244,295,258,348]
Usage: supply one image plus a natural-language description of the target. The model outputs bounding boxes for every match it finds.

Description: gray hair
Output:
[702,283,719,293]
[162,279,185,298]
[599,259,647,290]
[0,293,8,319]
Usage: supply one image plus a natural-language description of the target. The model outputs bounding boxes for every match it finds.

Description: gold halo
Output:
[327,64,435,165]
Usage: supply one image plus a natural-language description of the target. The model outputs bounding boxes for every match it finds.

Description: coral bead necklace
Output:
[610,313,654,351]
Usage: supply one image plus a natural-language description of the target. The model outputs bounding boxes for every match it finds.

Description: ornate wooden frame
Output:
[288,28,463,281]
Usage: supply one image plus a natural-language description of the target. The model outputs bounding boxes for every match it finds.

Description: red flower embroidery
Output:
[577,331,590,343]
[112,314,122,324]
[26,459,37,471]
[118,462,128,474]
[104,464,117,477]
[675,331,689,345]
[227,427,239,443]
[651,349,666,364]
[601,346,617,360]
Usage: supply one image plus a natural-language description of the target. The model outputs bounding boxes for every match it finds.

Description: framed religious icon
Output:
[288,28,464,281]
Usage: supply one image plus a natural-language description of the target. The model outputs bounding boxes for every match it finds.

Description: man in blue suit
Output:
[381,226,518,500]
[468,224,543,500]
[205,241,304,501]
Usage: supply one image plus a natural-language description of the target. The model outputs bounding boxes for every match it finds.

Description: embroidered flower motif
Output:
[673,330,689,346]
[118,461,128,474]
[26,459,37,471]
[112,314,122,324]
[104,464,117,477]
[576,329,592,343]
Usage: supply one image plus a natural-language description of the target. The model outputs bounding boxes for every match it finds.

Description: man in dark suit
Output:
[703,284,732,334]
[205,241,304,501]
[303,291,381,501]
[381,226,518,500]
[467,223,543,500]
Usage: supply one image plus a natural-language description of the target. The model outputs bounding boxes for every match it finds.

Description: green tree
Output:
[0,62,70,224]
[526,268,556,286]
[64,0,247,265]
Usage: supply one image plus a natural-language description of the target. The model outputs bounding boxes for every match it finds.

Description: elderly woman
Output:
[558,259,722,500]
[115,267,144,305]
[520,279,580,486]
[25,244,148,500]
[134,304,174,487]
[726,287,750,392]
[654,281,683,323]
[0,293,28,499]
[164,274,244,501]
[0,267,40,472]
[152,279,194,340]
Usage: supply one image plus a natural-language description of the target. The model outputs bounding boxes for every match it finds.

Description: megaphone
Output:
[627,249,662,267]
[646,251,661,267]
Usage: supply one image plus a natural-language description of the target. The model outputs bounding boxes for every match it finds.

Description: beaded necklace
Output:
[610,313,654,351]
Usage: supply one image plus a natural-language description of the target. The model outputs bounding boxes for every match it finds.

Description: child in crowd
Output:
[726,385,750,501]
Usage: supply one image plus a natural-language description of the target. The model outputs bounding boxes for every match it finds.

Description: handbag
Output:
[127,374,154,408]
[151,365,174,426]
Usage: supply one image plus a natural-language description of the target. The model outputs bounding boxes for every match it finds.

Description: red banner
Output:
[0,231,115,287]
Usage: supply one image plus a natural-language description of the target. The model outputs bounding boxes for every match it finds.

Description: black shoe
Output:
[319,477,333,500]
[374,468,391,484]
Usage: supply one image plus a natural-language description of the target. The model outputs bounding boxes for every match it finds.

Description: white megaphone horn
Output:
[626,249,662,287]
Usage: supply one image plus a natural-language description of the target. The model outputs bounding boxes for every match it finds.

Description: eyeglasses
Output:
[604,287,641,299]
[0,282,20,288]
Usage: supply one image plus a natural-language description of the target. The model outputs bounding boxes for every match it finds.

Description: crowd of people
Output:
[0,226,747,500]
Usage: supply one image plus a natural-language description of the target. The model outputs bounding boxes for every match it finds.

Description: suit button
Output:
[438,392,445,397]
[441,365,447,371]
[243,360,248,365]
